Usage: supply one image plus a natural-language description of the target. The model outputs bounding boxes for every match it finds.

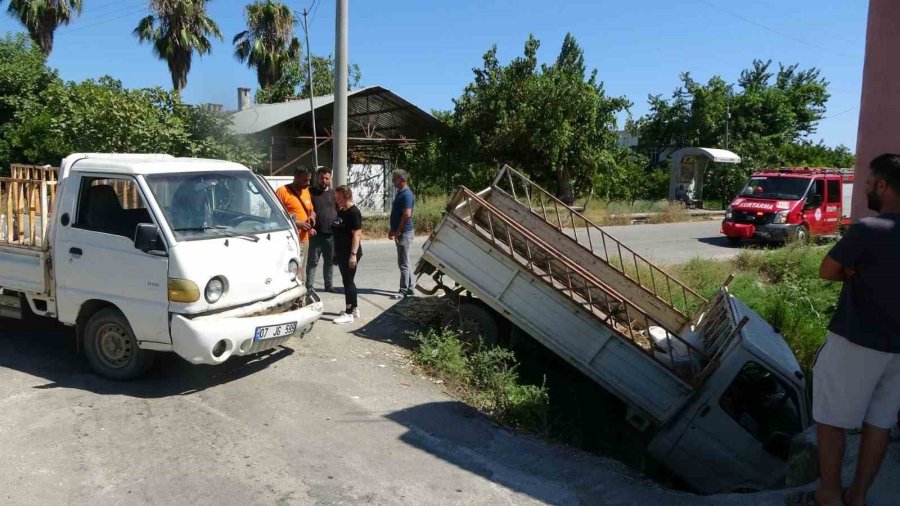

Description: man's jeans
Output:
[396,230,414,293]
[306,233,334,291]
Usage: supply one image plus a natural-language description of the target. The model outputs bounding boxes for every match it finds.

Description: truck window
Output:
[74,177,152,239]
[719,362,802,446]
[827,180,841,204]
[810,179,824,201]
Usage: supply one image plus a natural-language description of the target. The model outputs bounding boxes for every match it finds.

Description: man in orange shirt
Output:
[275,168,316,283]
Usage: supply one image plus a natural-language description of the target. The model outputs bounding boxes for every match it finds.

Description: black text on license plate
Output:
[254,322,297,341]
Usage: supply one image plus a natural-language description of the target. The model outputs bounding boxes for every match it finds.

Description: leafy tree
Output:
[254,54,362,104]
[233,0,300,89]
[453,34,630,202]
[632,59,835,204]
[134,0,222,94]
[0,33,59,173]
[1,0,82,55]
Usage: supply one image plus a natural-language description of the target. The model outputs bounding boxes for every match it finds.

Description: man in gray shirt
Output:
[306,167,337,293]
[812,153,900,506]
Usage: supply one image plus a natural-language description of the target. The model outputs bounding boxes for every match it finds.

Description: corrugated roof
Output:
[229,85,443,139]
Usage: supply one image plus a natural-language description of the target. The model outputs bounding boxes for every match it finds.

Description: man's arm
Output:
[819,255,855,282]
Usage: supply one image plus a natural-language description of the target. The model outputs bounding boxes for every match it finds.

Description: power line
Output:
[58,6,148,35]
[696,0,856,60]
[820,106,859,121]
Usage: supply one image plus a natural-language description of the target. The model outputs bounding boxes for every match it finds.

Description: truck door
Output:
[802,178,827,236]
[54,174,171,346]
[656,361,804,493]
[822,177,842,234]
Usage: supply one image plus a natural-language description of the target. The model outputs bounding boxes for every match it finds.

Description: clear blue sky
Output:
[0,0,867,149]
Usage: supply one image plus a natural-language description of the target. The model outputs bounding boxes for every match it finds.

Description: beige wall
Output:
[852,0,900,220]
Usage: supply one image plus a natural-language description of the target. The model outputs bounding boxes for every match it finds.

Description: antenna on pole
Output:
[302,8,319,169]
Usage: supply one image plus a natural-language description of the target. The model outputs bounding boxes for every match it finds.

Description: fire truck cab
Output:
[721,168,854,245]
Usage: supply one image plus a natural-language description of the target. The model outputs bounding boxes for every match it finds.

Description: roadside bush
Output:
[408,327,549,431]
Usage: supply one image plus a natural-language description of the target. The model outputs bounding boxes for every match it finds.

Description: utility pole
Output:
[725,90,731,150]
[332,0,349,186]
[302,9,318,169]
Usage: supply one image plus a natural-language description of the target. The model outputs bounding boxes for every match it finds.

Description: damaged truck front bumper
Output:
[170,286,323,365]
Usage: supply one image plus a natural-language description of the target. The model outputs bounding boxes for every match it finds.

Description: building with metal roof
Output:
[230,86,445,176]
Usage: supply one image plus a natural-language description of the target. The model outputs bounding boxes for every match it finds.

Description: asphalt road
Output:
[0,223,889,505]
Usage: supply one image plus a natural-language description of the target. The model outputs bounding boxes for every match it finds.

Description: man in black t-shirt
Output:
[306,167,338,293]
[811,154,900,506]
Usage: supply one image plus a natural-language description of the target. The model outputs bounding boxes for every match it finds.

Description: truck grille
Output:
[733,210,774,225]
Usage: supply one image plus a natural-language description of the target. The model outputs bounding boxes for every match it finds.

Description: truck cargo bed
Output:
[418,167,742,425]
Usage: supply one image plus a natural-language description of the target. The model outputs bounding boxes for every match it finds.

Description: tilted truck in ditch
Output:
[415,166,812,494]
[1,154,323,380]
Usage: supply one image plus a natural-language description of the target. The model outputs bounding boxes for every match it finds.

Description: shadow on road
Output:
[0,316,293,398]
[696,235,741,248]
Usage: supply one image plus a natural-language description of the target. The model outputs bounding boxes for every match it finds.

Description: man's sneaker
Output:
[405,288,415,297]
[324,286,341,294]
[390,291,405,300]
[352,307,360,318]
[333,312,355,325]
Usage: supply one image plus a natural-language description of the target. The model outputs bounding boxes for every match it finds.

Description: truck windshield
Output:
[145,171,290,241]
[739,176,811,200]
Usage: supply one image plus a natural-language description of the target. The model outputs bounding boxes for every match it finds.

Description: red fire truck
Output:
[721,167,854,245]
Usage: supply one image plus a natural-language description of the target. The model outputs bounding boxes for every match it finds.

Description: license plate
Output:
[254,322,297,341]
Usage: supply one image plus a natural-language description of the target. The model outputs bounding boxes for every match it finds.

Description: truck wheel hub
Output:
[97,323,132,367]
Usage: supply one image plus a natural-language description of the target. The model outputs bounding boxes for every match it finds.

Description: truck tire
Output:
[791,225,810,245]
[441,302,501,348]
[82,308,155,380]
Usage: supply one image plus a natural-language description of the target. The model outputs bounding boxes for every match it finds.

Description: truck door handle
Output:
[69,247,83,256]
[698,405,711,418]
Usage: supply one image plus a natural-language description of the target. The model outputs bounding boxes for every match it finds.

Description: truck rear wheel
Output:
[83,308,155,380]
[441,302,501,348]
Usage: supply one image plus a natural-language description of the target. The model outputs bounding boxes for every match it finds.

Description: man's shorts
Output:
[813,332,900,429]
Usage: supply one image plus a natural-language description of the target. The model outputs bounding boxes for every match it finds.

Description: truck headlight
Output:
[773,211,789,224]
[168,278,200,303]
[205,277,227,303]
[288,259,300,281]
[725,205,733,219]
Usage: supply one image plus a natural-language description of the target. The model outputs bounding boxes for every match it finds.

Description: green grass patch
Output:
[672,242,841,372]
[361,195,446,238]
[408,327,550,431]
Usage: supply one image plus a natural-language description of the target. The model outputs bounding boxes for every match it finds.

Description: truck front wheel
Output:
[83,308,155,380]
[791,225,810,245]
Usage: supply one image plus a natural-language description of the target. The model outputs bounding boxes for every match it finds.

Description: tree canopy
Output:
[254,54,362,104]
[0,34,264,174]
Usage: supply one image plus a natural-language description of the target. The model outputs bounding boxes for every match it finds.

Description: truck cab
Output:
[647,295,810,493]
[721,167,853,245]
[1,153,323,379]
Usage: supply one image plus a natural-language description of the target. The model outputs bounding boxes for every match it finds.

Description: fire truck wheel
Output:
[792,225,809,245]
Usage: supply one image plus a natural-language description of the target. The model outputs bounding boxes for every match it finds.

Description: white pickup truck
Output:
[417,166,812,494]
[0,154,323,379]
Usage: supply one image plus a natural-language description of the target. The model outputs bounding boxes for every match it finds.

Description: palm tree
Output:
[2,0,83,55]
[233,0,300,89]
[134,0,222,95]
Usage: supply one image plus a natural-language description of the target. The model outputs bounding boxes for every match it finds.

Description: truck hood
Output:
[730,197,798,213]
[167,229,303,314]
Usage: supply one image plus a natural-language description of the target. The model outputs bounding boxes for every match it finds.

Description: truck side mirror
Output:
[134,223,163,254]
[762,431,792,461]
